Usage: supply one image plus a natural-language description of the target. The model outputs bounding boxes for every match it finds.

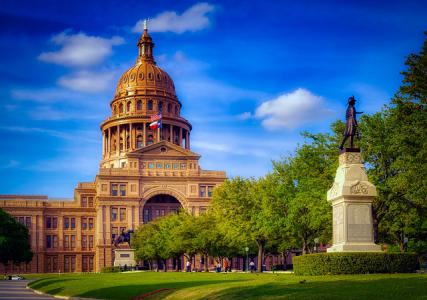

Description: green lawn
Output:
[27,272,427,300]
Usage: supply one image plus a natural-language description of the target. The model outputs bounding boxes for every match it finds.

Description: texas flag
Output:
[149,120,162,130]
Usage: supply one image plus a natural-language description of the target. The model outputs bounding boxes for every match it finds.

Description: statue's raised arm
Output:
[339,96,363,150]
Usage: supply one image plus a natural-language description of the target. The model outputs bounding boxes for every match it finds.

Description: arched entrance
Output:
[141,194,182,224]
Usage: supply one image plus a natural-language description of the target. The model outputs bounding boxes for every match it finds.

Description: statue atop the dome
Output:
[144,18,149,30]
[339,96,363,150]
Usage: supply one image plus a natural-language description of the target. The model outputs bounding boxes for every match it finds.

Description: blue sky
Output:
[0,0,426,198]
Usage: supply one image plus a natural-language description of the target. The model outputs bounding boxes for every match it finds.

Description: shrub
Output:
[293,252,419,275]
[101,266,121,273]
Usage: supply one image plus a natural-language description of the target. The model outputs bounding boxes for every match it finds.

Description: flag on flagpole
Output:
[149,120,162,130]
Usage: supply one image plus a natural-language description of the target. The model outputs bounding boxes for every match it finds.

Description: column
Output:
[157,127,161,142]
[170,124,173,142]
[127,207,133,230]
[116,125,120,155]
[108,128,111,157]
[185,130,189,149]
[143,122,146,146]
[102,132,105,157]
[179,128,183,146]
[129,123,133,150]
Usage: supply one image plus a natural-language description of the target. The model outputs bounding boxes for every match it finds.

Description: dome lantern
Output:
[137,19,155,63]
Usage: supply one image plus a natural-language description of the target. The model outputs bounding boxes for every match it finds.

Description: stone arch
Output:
[142,187,188,210]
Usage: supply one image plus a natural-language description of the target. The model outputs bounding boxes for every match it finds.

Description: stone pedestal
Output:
[113,248,136,267]
[327,149,381,252]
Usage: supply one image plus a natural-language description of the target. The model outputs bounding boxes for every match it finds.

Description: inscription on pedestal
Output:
[347,204,372,242]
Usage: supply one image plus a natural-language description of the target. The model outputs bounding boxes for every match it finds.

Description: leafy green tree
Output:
[0,208,33,273]
[210,177,285,272]
[359,33,427,254]
[272,131,336,254]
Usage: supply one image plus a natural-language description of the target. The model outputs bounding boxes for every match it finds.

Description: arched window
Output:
[158,101,163,113]
[148,100,153,110]
[136,135,143,148]
[136,100,142,111]
[119,103,124,114]
[147,135,154,145]
[167,103,172,113]
[175,106,178,115]
[127,101,131,112]
[119,137,124,151]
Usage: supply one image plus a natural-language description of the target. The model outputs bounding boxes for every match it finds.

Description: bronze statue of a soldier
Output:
[339,96,363,150]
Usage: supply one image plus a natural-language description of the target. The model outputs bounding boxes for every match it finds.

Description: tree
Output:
[359,33,427,254]
[0,208,33,273]
[210,177,285,272]
[272,130,337,254]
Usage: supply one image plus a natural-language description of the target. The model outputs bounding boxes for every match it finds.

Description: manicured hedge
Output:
[293,252,419,275]
[101,266,121,273]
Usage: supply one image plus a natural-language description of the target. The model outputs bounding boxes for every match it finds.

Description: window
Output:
[156,163,163,169]
[119,103,124,113]
[71,235,76,249]
[64,217,70,229]
[71,218,75,229]
[82,256,94,272]
[111,208,118,221]
[82,217,87,230]
[111,184,118,196]
[46,216,57,229]
[158,101,163,112]
[167,103,172,113]
[82,235,87,249]
[46,235,52,248]
[208,186,214,197]
[46,235,57,249]
[181,163,186,169]
[148,162,154,169]
[147,135,154,145]
[89,235,94,249]
[199,186,206,197]
[175,106,178,115]
[88,197,94,207]
[64,235,69,249]
[173,163,179,169]
[119,184,126,196]
[136,135,143,148]
[143,208,151,223]
[89,218,94,230]
[112,227,118,240]
[64,256,76,272]
[127,101,131,112]
[120,208,126,221]
[81,196,87,207]
[137,100,142,110]
[147,100,153,110]
[165,163,171,169]
[25,217,31,228]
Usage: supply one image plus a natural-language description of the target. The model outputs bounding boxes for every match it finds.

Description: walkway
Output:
[0,280,55,299]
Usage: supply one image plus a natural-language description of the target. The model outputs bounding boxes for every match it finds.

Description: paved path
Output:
[0,280,56,299]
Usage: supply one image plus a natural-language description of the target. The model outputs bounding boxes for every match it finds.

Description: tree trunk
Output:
[163,259,168,272]
[256,240,265,273]
[302,240,307,254]
[204,254,209,272]
[156,259,160,272]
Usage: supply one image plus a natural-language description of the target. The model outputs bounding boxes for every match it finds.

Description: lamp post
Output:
[314,238,319,253]
[245,247,249,272]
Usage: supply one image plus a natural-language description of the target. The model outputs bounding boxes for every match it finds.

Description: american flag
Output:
[150,113,162,122]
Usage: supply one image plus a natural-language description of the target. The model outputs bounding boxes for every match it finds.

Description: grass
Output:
[26,271,427,300]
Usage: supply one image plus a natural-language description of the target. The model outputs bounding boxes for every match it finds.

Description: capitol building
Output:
[0,28,226,273]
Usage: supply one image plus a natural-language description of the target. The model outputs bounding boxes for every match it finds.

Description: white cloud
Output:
[133,2,215,34]
[0,126,99,143]
[255,88,334,130]
[58,70,117,93]
[28,106,102,121]
[38,31,124,67]
[237,112,252,120]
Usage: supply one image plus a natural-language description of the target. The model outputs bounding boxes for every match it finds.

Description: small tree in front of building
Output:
[0,208,33,274]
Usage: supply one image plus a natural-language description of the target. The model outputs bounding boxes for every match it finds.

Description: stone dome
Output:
[114,28,176,99]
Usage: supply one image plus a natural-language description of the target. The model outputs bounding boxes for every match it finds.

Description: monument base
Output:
[114,248,136,267]
[327,242,382,252]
